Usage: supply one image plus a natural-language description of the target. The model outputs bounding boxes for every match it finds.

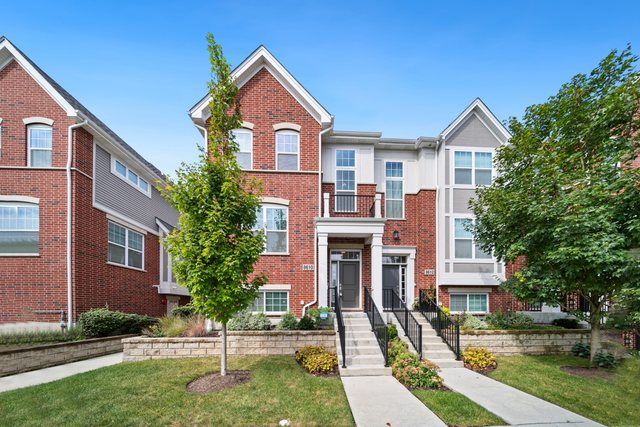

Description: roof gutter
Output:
[66,115,88,328]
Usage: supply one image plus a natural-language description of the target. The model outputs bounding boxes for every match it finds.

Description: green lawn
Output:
[0,357,354,427]
[413,389,505,427]
[489,355,640,426]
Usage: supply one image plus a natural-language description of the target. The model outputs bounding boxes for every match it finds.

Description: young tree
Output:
[161,34,266,375]
[471,47,640,363]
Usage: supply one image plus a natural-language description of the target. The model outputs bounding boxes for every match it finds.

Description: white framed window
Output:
[0,202,39,255]
[276,131,299,171]
[251,290,289,314]
[454,151,493,186]
[385,161,404,219]
[450,293,488,313]
[111,158,151,196]
[255,205,288,254]
[27,125,52,167]
[231,128,252,170]
[108,221,144,269]
[454,217,491,259]
[335,149,356,212]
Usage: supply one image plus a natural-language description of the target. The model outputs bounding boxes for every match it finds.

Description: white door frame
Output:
[330,249,363,311]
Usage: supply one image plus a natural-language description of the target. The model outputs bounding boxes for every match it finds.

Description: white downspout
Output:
[302,121,333,315]
[66,116,88,329]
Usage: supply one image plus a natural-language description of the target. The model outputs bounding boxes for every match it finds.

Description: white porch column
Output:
[407,251,416,308]
[374,194,382,218]
[371,233,383,309]
[317,233,329,307]
[323,193,330,218]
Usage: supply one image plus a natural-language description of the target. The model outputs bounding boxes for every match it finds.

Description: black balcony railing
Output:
[331,286,347,368]
[418,289,460,360]
[383,289,422,359]
[364,287,388,366]
[326,194,376,218]
[520,301,542,312]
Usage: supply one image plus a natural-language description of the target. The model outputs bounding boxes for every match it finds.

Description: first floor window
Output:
[0,202,39,254]
[28,125,52,167]
[255,205,288,253]
[251,290,289,314]
[450,293,488,313]
[108,221,144,269]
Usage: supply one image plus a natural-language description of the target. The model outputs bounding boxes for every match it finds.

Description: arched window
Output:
[0,199,39,255]
[275,130,299,171]
[27,124,53,167]
[231,128,252,170]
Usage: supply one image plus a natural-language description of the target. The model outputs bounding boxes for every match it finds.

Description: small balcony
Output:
[322,193,382,218]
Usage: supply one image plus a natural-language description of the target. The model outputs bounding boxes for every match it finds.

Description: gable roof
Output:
[441,98,511,143]
[189,45,332,126]
[0,36,166,181]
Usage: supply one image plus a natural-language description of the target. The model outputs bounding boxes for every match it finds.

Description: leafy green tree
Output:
[471,47,640,363]
[161,34,266,375]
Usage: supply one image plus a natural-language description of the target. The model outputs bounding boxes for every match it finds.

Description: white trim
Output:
[94,203,159,235]
[0,118,3,124]
[257,204,289,254]
[382,246,417,307]
[106,214,148,235]
[106,261,146,272]
[0,195,39,204]
[451,148,494,188]
[448,287,493,293]
[330,249,363,310]
[261,197,289,206]
[259,284,292,291]
[273,122,301,132]
[0,200,40,256]
[334,148,357,212]
[384,160,405,219]
[275,130,300,171]
[441,98,510,141]
[26,124,52,168]
[110,156,152,198]
[23,117,54,126]
[241,121,255,130]
[251,289,290,315]
[231,128,253,170]
[449,292,489,314]
[451,215,492,261]
[107,220,145,270]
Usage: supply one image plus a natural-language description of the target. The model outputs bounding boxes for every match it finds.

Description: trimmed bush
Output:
[276,312,298,330]
[594,351,617,369]
[387,323,398,341]
[461,315,489,331]
[297,315,315,330]
[0,327,85,346]
[171,304,196,318]
[227,311,272,331]
[392,356,443,389]
[388,337,409,365]
[552,318,580,329]
[294,345,325,364]
[302,352,338,375]
[572,342,591,358]
[485,311,534,329]
[462,346,497,371]
[79,308,157,338]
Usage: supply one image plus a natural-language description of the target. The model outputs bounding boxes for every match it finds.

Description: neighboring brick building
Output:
[189,46,538,318]
[0,37,186,330]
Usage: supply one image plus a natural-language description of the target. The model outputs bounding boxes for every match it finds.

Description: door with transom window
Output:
[330,250,361,310]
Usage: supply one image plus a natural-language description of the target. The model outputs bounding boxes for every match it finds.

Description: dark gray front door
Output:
[383,265,400,295]
[340,261,359,309]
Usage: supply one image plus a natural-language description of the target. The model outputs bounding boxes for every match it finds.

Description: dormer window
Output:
[112,158,151,196]
[276,131,299,171]
[27,125,52,167]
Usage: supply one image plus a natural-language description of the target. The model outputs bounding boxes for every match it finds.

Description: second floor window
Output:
[335,149,356,212]
[255,205,288,254]
[108,221,144,269]
[454,217,491,259]
[385,161,404,219]
[231,129,252,170]
[113,159,150,195]
[276,131,299,171]
[0,202,39,255]
[454,151,493,186]
[28,125,52,167]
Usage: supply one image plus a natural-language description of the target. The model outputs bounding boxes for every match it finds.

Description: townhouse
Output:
[189,45,541,318]
[0,38,186,330]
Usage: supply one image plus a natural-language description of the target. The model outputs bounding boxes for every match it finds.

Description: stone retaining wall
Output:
[0,334,134,377]
[123,330,337,361]
[460,329,590,355]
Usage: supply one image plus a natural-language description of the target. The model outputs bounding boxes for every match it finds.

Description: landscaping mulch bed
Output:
[560,366,614,380]
[186,370,251,394]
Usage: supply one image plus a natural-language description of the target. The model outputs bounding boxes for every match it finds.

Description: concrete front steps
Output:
[336,312,392,377]
[413,312,464,368]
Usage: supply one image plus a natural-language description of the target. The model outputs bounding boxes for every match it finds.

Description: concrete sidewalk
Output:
[341,376,446,427]
[0,352,123,393]
[439,368,604,426]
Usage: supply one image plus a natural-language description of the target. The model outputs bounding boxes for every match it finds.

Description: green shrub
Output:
[485,311,534,329]
[276,312,298,330]
[306,306,332,319]
[297,315,315,330]
[302,352,338,374]
[462,346,497,371]
[171,304,195,318]
[0,327,85,346]
[387,323,398,340]
[461,315,489,331]
[227,311,272,331]
[154,317,188,337]
[392,356,443,389]
[594,351,618,369]
[79,308,157,338]
[572,342,591,358]
[294,345,325,364]
[552,318,580,329]
[388,337,409,364]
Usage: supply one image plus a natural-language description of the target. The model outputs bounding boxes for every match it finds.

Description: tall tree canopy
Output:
[471,47,640,362]
[161,34,266,375]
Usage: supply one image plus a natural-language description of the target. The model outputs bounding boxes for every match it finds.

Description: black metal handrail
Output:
[332,286,347,368]
[383,289,422,359]
[364,287,388,366]
[418,289,460,360]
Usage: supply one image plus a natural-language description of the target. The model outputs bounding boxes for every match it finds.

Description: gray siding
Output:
[452,263,494,274]
[447,115,501,148]
[94,144,179,230]
[452,189,476,213]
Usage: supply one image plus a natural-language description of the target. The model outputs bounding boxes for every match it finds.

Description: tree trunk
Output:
[589,301,602,365]
[221,321,227,376]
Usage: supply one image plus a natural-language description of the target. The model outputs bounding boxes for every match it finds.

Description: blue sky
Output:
[4,1,640,175]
